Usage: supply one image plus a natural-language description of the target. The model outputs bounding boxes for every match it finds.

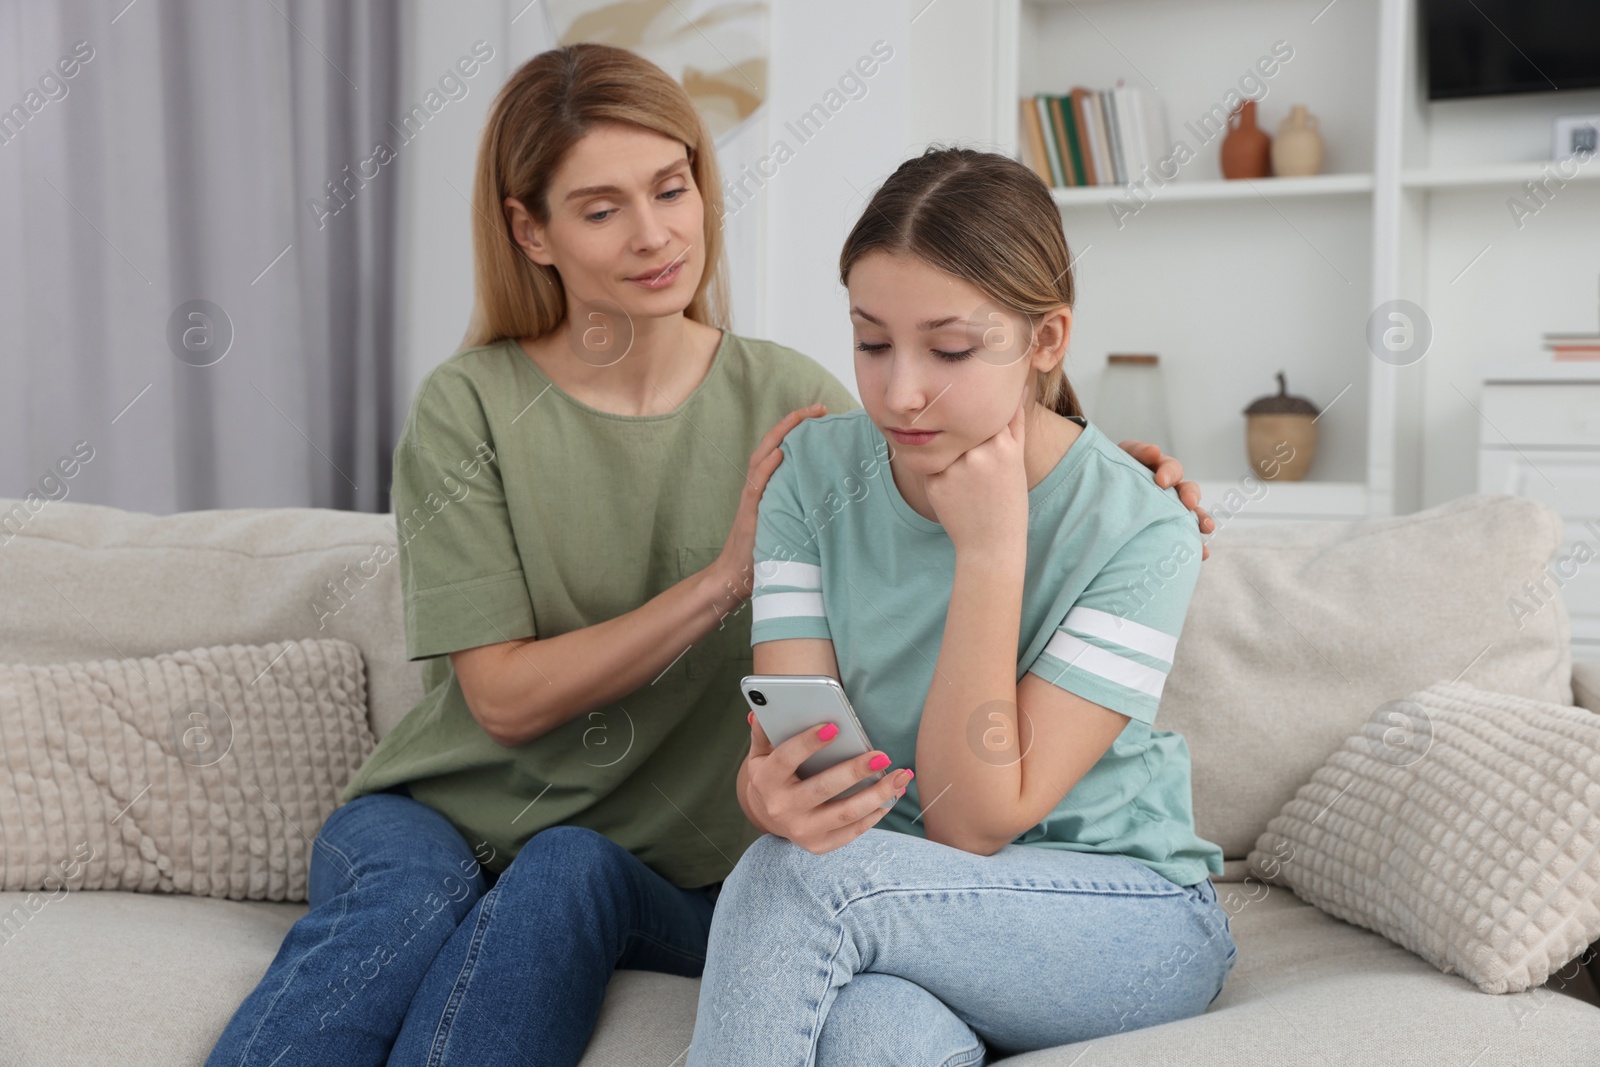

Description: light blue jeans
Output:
[685,829,1237,1066]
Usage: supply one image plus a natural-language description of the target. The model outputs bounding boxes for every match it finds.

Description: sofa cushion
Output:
[0,497,423,739]
[1576,660,1600,713]
[0,890,306,1066]
[0,638,373,901]
[1247,679,1600,993]
[2,888,1593,1066]
[0,888,704,1067]
[1005,889,1600,1066]
[1161,494,1572,860]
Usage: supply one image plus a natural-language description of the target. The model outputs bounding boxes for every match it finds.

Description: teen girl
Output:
[208,46,1210,1067]
[686,148,1236,1066]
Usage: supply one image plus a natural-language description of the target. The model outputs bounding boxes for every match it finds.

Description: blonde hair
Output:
[838,146,1083,418]
[464,44,731,349]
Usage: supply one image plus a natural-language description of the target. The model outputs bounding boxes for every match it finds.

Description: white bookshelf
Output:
[1195,478,1369,528]
[1402,163,1600,190]
[986,0,1600,524]
[1050,171,1374,207]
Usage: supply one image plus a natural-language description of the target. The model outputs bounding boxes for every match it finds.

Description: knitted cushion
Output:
[1248,679,1600,993]
[0,638,374,902]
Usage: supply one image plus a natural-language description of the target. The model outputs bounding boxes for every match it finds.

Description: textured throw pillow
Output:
[0,638,375,902]
[1248,679,1600,993]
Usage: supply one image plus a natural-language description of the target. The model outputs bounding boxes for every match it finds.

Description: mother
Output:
[207,42,1210,1067]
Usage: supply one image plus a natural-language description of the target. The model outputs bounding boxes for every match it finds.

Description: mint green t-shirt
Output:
[748,408,1224,887]
[339,331,859,888]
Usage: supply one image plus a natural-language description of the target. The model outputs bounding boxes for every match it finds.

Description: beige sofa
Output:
[2,491,1599,1066]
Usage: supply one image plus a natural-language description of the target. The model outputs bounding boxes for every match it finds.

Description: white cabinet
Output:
[1478,364,1600,656]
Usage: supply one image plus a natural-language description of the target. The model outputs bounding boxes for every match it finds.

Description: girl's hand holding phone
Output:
[742,713,915,855]
[925,385,1031,554]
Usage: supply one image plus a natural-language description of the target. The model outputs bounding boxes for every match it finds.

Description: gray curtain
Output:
[0,0,403,514]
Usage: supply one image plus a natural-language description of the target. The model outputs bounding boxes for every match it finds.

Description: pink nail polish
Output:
[868,753,891,771]
[818,723,839,742]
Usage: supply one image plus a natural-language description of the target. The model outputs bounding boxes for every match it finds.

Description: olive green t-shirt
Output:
[339,331,859,887]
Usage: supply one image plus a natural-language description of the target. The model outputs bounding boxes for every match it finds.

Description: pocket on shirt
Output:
[677,546,750,680]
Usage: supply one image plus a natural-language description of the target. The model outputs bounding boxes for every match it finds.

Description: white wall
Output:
[747,3,911,393]
[756,0,1013,394]
[395,0,516,408]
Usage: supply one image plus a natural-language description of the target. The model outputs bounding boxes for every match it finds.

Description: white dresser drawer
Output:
[1479,369,1600,659]
[1479,450,1600,522]
[1478,450,1600,644]
[1480,384,1600,449]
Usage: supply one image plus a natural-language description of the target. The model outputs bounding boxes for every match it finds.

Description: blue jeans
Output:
[685,829,1237,1067]
[206,789,720,1067]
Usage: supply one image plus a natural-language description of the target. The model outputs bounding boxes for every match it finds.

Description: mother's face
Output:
[506,122,706,327]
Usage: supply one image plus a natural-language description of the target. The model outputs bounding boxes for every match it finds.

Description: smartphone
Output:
[740,674,890,805]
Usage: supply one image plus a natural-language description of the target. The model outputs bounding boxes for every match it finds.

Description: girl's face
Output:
[848,250,1064,476]
[508,122,706,324]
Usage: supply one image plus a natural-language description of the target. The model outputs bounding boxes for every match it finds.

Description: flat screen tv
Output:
[1425,0,1600,99]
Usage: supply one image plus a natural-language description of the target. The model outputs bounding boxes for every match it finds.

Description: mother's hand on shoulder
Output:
[714,403,827,600]
[1117,439,1215,560]
[740,714,913,855]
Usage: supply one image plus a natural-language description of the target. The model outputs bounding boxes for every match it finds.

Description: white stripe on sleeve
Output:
[751,591,826,624]
[1041,631,1168,699]
[1062,606,1178,664]
[753,560,823,591]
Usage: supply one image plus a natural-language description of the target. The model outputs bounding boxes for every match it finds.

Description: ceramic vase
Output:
[1272,105,1324,177]
[1220,99,1271,179]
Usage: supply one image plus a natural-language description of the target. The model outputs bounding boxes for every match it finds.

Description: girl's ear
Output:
[504,196,555,266]
[1030,306,1073,373]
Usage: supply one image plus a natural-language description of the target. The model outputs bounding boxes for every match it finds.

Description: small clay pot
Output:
[1221,99,1271,180]
[1272,105,1324,177]
[1243,372,1318,480]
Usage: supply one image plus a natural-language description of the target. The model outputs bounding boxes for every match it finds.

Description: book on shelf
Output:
[1543,333,1600,360]
[1048,96,1078,185]
[1018,84,1169,190]
[1543,284,1600,359]
[1065,88,1092,184]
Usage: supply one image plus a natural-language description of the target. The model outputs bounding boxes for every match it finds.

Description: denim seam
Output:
[840,880,1184,908]
[235,887,354,1066]
[311,834,359,888]
[1179,889,1237,962]
[423,881,502,1067]
[804,919,855,1063]
[938,1042,987,1067]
